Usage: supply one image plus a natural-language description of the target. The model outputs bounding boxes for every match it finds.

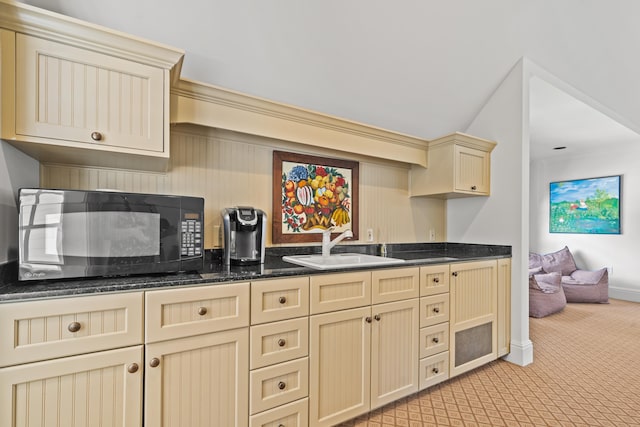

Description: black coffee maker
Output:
[221,207,267,265]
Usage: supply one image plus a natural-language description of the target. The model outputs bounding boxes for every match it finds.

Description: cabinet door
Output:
[454,145,490,194]
[370,298,419,409]
[449,260,497,377]
[15,33,165,154]
[371,267,419,304]
[0,345,143,427]
[309,307,370,427]
[145,328,249,427]
[497,258,512,357]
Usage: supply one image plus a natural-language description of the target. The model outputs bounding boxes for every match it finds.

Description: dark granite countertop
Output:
[0,242,510,302]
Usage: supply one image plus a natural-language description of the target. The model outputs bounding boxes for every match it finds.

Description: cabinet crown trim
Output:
[428,132,497,152]
[171,78,430,167]
[0,0,184,79]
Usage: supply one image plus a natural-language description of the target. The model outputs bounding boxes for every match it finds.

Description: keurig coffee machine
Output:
[222,207,267,265]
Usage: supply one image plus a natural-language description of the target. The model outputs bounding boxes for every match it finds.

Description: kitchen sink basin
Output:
[282,253,405,270]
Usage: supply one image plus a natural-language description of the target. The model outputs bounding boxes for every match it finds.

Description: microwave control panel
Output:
[181,219,202,257]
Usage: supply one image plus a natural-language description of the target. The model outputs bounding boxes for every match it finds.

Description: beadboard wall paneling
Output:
[40,127,445,248]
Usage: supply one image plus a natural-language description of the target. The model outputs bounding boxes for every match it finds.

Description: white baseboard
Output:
[502,339,534,366]
[609,286,640,303]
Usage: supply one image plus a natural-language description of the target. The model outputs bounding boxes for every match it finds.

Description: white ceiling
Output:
[529,76,640,161]
[19,0,640,159]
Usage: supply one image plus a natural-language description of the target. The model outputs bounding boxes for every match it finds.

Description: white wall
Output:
[0,141,39,263]
[530,145,640,302]
[446,59,533,366]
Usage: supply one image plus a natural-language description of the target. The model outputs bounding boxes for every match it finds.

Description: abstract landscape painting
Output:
[549,175,621,234]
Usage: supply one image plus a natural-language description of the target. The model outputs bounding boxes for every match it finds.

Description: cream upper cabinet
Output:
[0,2,183,171]
[410,132,497,198]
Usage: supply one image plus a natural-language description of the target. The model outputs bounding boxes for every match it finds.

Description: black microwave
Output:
[18,188,204,281]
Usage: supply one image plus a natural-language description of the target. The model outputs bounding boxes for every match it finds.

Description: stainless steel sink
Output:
[282,253,405,270]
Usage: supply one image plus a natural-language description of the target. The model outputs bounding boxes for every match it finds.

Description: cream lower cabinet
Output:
[309,268,419,427]
[497,258,512,357]
[449,260,498,378]
[144,282,250,427]
[0,292,144,427]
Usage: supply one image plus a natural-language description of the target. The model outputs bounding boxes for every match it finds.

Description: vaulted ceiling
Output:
[21,0,640,155]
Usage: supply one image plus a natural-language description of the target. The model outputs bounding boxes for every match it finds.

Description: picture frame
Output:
[272,151,359,243]
[549,175,621,234]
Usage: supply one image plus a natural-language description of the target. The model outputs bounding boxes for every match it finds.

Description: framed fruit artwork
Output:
[272,151,359,243]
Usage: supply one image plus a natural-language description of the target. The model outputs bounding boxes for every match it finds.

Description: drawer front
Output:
[419,322,450,359]
[419,351,449,390]
[420,265,450,296]
[250,317,309,370]
[146,282,250,343]
[310,271,371,314]
[420,294,450,328]
[371,267,419,304]
[0,292,143,367]
[250,398,308,427]
[251,277,309,325]
[250,357,309,415]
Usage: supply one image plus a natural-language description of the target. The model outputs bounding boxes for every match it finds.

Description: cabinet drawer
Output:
[250,357,309,414]
[310,271,371,314]
[251,317,309,369]
[251,277,309,325]
[0,292,143,367]
[371,267,419,304]
[420,265,450,296]
[419,322,449,359]
[145,282,249,343]
[419,351,449,390]
[420,294,450,328]
[250,398,308,427]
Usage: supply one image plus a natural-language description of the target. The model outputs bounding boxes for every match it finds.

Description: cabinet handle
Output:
[471,185,477,191]
[277,338,286,347]
[433,307,440,314]
[433,277,440,283]
[68,321,81,333]
[127,363,139,374]
[278,296,287,304]
[365,317,372,323]
[452,272,458,277]
[197,306,208,316]
[278,425,285,427]
[374,314,381,321]
[149,358,160,368]
[90,131,103,141]
[432,337,440,344]
[278,381,286,390]
[432,367,439,374]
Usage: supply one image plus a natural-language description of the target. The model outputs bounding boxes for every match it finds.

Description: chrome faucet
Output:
[322,228,353,258]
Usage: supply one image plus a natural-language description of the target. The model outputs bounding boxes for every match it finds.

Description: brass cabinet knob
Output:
[278,296,287,304]
[471,185,477,191]
[433,307,440,314]
[127,363,139,374]
[90,131,103,141]
[68,321,81,333]
[374,314,381,321]
[432,367,439,374]
[433,277,440,283]
[197,307,208,316]
[277,381,286,390]
[432,337,439,344]
[149,358,160,368]
[365,317,372,323]
[277,339,286,347]
[452,272,458,277]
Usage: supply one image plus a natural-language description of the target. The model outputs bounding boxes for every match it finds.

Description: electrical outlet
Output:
[366,228,374,242]
[429,229,436,241]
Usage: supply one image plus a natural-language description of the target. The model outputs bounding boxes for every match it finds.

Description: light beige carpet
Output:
[339,298,640,426]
